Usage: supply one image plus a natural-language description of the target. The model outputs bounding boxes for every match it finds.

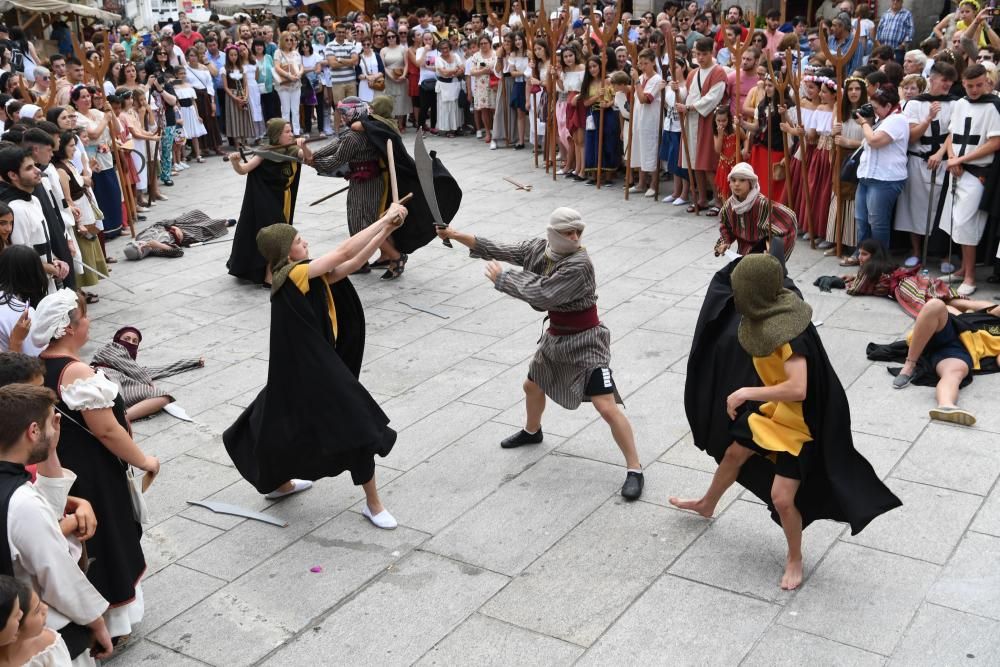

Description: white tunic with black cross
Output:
[471,237,620,410]
[939,97,1000,246]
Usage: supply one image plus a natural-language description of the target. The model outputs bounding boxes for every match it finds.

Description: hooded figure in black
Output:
[226,118,303,285]
[673,250,901,591]
[223,211,404,529]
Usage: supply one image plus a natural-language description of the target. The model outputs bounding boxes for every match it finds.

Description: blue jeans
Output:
[855,178,905,251]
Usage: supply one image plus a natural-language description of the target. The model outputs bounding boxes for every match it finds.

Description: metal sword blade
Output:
[413,132,452,247]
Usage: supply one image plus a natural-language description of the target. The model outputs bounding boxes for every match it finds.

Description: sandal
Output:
[84,292,99,304]
[839,256,860,267]
[706,206,721,216]
[105,256,118,264]
[380,253,408,280]
[369,257,393,268]
[686,203,705,214]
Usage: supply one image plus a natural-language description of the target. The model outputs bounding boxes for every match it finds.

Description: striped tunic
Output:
[91,342,203,408]
[311,131,386,237]
[472,237,617,410]
[138,209,228,245]
[717,196,797,260]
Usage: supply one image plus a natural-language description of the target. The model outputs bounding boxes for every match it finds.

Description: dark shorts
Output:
[729,410,802,480]
[926,321,973,371]
[510,80,527,111]
[584,367,616,396]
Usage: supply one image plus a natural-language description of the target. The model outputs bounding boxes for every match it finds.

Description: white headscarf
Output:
[19,104,42,121]
[546,207,586,261]
[726,162,761,216]
[29,288,80,348]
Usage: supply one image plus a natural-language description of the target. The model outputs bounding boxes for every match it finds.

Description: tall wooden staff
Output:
[651,31,666,198]
[729,13,755,157]
[664,24,697,209]
[588,1,621,188]
[489,0,513,147]
[526,8,541,168]
[819,20,862,256]
[623,34,639,200]
[769,52,794,207]
[72,35,138,238]
[546,1,568,181]
[786,47,814,247]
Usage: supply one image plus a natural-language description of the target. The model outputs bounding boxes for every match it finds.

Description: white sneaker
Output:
[490,141,498,150]
[628,185,642,193]
[672,197,688,206]
[476,129,484,138]
[362,505,397,529]
[644,188,656,198]
[264,479,313,500]
[957,282,977,297]
[661,195,676,203]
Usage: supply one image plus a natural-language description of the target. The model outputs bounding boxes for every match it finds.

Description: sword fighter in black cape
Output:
[672,252,901,590]
[222,203,408,530]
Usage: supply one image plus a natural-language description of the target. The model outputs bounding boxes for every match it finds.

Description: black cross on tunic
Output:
[919,119,945,155]
[952,117,981,158]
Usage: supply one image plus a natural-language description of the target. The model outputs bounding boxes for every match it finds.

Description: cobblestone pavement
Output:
[99,136,1000,666]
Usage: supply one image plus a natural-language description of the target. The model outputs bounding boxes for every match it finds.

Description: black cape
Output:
[223,265,396,493]
[227,159,302,284]
[685,256,902,535]
[34,180,76,291]
[866,310,1000,387]
[361,119,462,254]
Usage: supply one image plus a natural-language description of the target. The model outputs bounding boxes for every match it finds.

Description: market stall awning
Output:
[0,0,121,21]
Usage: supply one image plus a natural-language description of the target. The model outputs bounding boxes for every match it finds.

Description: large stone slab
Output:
[134,564,226,638]
[415,614,583,666]
[577,575,778,665]
[972,484,1000,537]
[387,400,500,471]
[927,531,1000,620]
[482,498,703,646]
[846,365,931,442]
[742,624,886,667]
[781,542,939,655]
[263,551,508,667]
[424,455,620,575]
[144,455,243,527]
[893,424,1000,496]
[668,499,844,603]
[890,602,1000,666]
[141,515,224,575]
[845,477,982,564]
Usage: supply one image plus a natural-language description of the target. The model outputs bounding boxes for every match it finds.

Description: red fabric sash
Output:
[348,160,380,181]
[547,305,599,336]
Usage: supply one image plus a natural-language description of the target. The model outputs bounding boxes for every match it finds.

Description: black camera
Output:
[854,103,875,121]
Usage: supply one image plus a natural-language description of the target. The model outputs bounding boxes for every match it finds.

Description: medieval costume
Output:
[786,103,815,231]
[461,208,644,500]
[715,163,797,260]
[938,95,1000,251]
[825,116,864,251]
[748,97,786,202]
[683,252,901,537]
[227,119,302,284]
[680,61,726,172]
[629,71,663,174]
[583,83,621,180]
[92,326,203,408]
[223,225,397,497]
[805,105,833,240]
[894,93,956,252]
[124,210,229,260]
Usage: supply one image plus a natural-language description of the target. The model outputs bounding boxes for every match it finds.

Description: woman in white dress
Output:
[241,43,265,141]
[381,29,411,131]
[313,28,333,136]
[555,44,585,177]
[415,32,439,132]
[628,49,664,197]
[173,68,207,163]
[434,39,464,137]
[526,41,549,152]
[358,37,385,104]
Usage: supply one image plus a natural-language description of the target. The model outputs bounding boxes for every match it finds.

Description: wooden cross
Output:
[664,22,698,209]
[545,0,570,181]
[818,19,862,255]
[767,51,794,208]
[588,0,621,189]
[622,26,639,200]
[785,45,814,247]
[728,12,756,157]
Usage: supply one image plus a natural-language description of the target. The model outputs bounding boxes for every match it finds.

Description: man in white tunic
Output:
[930,64,1000,296]
[677,37,727,210]
[894,62,958,267]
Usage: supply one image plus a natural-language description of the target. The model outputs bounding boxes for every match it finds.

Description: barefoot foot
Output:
[668,497,715,518]
[780,558,803,590]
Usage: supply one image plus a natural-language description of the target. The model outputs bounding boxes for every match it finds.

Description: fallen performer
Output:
[123,210,231,260]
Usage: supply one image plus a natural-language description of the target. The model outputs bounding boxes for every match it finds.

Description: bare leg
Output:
[900,299,950,376]
[934,358,970,407]
[591,394,640,469]
[523,378,546,433]
[909,232,922,259]
[771,474,804,590]
[669,442,755,517]
[574,131,585,176]
[961,244,977,286]
[125,396,172,421]
[362,476,384,514]
[192,137,201,161]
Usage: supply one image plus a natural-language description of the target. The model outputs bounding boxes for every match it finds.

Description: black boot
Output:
[500,428,543,449]
[620,470,644,500]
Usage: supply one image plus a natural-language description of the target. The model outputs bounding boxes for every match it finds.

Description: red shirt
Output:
[173,30,204,54]
[714,23,748,50]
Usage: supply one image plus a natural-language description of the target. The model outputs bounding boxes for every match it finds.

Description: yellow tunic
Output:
[289,263,338,340]
[957,330,1000,370]
[747,342,812,456]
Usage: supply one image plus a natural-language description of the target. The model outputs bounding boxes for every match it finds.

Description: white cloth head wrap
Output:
[546,207,586,260]
[19,104,41,120]
[726,162,762,216]
[29,288,80,348]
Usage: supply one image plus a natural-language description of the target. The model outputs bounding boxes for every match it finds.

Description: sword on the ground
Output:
[81,260,136,294]
[414,131,452,248]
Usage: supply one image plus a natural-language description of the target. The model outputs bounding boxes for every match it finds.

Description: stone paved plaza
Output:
[94,137,1000,666]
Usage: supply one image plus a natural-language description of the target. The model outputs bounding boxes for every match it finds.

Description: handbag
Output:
[840,144,863,184]
[363,57,385,91]
[585,113,596,131]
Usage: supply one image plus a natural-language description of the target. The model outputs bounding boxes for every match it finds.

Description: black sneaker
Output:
[500,428,543,449]
[621,471,644,500]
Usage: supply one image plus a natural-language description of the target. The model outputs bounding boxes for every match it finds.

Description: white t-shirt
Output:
[857,112,909,181]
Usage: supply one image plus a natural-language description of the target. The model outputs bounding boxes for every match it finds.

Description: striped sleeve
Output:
[147,358,203,381]
[495,260,593,311]
[469,236,533,265]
